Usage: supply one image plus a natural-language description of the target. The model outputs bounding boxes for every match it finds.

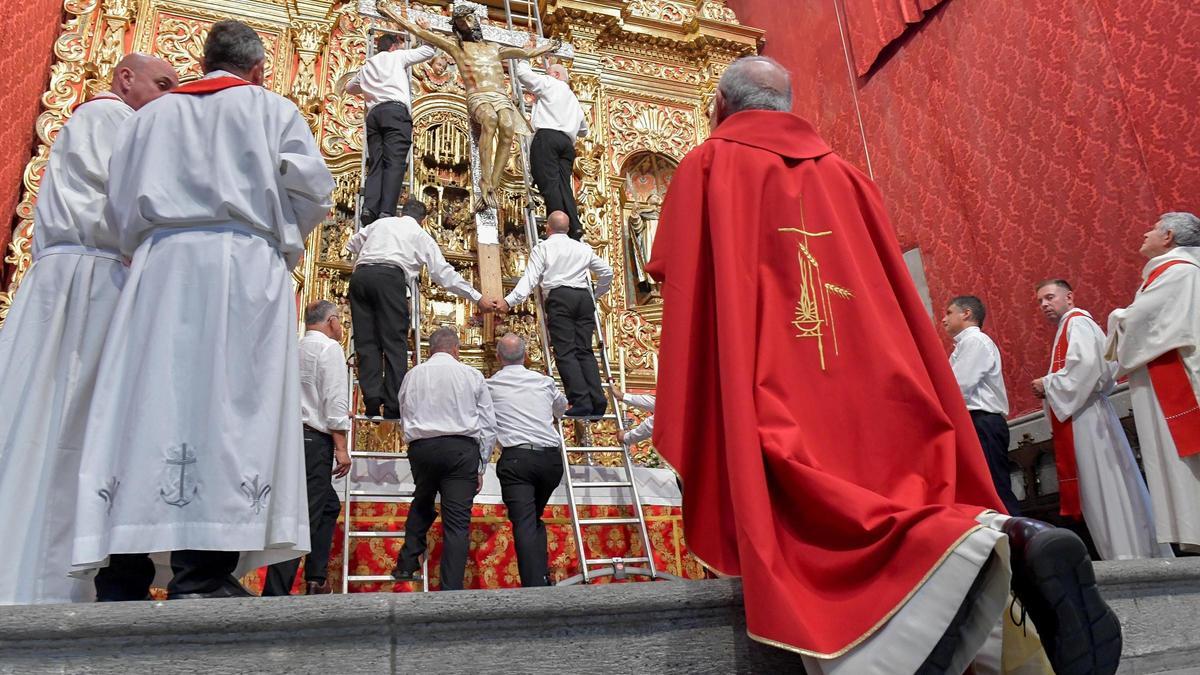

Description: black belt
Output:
[303,424,332,437]
[504,443,559,452]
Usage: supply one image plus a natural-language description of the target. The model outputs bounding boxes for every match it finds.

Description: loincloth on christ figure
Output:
[467,90,533,136]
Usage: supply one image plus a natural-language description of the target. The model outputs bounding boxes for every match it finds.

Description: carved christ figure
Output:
[381,3,560,210]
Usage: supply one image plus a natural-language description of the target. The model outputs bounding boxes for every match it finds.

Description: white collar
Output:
[953,325,981,344]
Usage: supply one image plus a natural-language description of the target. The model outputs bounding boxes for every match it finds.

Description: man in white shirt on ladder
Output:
[943,295,1021,515]
[498,211,613,417]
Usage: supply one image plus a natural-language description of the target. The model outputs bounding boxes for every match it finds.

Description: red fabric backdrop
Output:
[729,0,1200,415]
[0,0,63,284]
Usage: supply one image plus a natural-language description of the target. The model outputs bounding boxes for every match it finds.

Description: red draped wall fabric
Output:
[0,0,62,284]
[843,0,947,75]
[728,0,1200,416]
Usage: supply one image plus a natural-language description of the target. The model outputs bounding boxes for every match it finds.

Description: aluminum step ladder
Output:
[501,0,679,585]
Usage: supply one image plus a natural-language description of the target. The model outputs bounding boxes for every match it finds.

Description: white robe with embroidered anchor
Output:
[0,94,131,604]
[71,72,334,575]
[1043,308,1169,560]
[1107,247,1200,551]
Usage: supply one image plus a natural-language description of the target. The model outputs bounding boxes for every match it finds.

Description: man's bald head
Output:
[546,210,571,235]
[712,55,792,128]
[111,53,178,110]
[547,63,569,83]
[496,333,527,366]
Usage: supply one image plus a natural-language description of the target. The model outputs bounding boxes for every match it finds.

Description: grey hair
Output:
[304,299,338,326]
[717,55,792,115]
[496,333,526,365]
[429,326,460,354]
[203,20,265,74]
[1157,212,1200,247]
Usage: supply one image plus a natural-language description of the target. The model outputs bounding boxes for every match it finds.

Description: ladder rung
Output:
[583,557,651,566]
[350,451,408,459]
[577,517,640,526]
[348,489,415,498]
[348,530,406,538]
[346,575,418,583]
[572,481,632,488]
[564,446,623,452]
[352,415,398,422]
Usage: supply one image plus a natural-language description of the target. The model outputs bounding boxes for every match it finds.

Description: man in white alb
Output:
[943,295,1021,515]
[263,301,353,596]
[73,21,334,600]
[613,387,655,448]
[514,56,588,240]
[391,327,497,590]
[343,17,435,225]
[498,211,613,417]
[487,333,567,587]
[0,53,177,605]
[1031,279,1169,559]
[345,199,491,419]
[1107,211,1200,552]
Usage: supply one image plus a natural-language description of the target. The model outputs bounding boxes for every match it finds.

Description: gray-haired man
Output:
[391,327,497,590]
[486,333,566,586]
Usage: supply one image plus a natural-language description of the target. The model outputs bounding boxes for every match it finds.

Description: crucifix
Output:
[363,0,572,336]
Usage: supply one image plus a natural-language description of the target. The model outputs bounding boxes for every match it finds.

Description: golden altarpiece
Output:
[1,0,762,464]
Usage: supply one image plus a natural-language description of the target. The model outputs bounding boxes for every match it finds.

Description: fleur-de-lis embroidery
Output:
[240,475,271,514]
[98,477,120,514]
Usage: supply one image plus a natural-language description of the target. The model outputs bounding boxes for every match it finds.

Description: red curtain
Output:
[842,0,948,75]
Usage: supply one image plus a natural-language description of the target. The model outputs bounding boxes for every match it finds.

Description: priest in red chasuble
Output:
[646,56,1121,674]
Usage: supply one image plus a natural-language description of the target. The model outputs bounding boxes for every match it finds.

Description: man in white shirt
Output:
[943,295,1021,515]
[263,301,353,596]
[487,333,566,586]
[1031,279,1167,560]
[344,19,435,225]
[391,327,497,590]
[0,53,177,606]
[614,387,655,447]
[75,21,333,600]
[345,199,490,418]
[1107,212,1200,552]
[499,211,613,416]
[514,59,588,240]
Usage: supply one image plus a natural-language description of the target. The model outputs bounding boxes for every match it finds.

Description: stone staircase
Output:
[1,559,1197,674]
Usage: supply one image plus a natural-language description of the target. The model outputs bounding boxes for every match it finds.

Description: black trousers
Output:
[529,129,582,240]
[497,447,564,587]
[970,410,1022,516]
[94,550,239,600]
[396,436,479,590]
[263,428,342,595]
[545,286,605,413]
[349,264,410,418]
[363,101,413,219]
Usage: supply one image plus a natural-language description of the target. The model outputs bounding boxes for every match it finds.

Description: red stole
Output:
[72,92,122,112]
[1049,310,1086,519]
[171,76,255,95]
[1141,259,1200,458]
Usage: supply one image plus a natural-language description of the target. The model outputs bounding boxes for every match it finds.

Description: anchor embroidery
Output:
[240,475,271,514]
[98,477,120,514]
[160,443,199,507]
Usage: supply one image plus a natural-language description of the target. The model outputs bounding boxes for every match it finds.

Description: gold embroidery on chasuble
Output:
[779,210,854,371]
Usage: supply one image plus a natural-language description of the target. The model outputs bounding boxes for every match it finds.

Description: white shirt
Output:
[506,233,613,307]
[621,393,655,445]
[487,364,567,448]
[949,326,1010,415]
[348,45,436,109]
[398,352,498,471]
[515,62,588,143]
[33,94,130,256]
[106,71,334,268]
[346,215,482,303]
[299,330,350,434]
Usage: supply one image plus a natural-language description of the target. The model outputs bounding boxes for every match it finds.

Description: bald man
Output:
[0,53,177,605]
[515,58,588,240]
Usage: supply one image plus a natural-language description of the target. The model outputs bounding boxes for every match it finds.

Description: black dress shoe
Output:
[306,579,332,595]
[1003,517,1122,675]
[360,210,378,227]
[564,406,594,418]
[390,567,423,583]
[167,575,254,600]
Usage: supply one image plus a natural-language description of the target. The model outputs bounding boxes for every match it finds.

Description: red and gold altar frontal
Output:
[1,0,763,580]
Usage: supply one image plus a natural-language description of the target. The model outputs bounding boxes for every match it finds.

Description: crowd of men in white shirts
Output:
[0,15,1196,611]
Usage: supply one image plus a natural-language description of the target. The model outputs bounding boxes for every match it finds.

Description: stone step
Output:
[0,559,1196,674]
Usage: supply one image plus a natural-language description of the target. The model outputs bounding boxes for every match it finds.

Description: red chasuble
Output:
[1050,309,1086,518]
[646,110,1006,657]
[1141,259,1200,457]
